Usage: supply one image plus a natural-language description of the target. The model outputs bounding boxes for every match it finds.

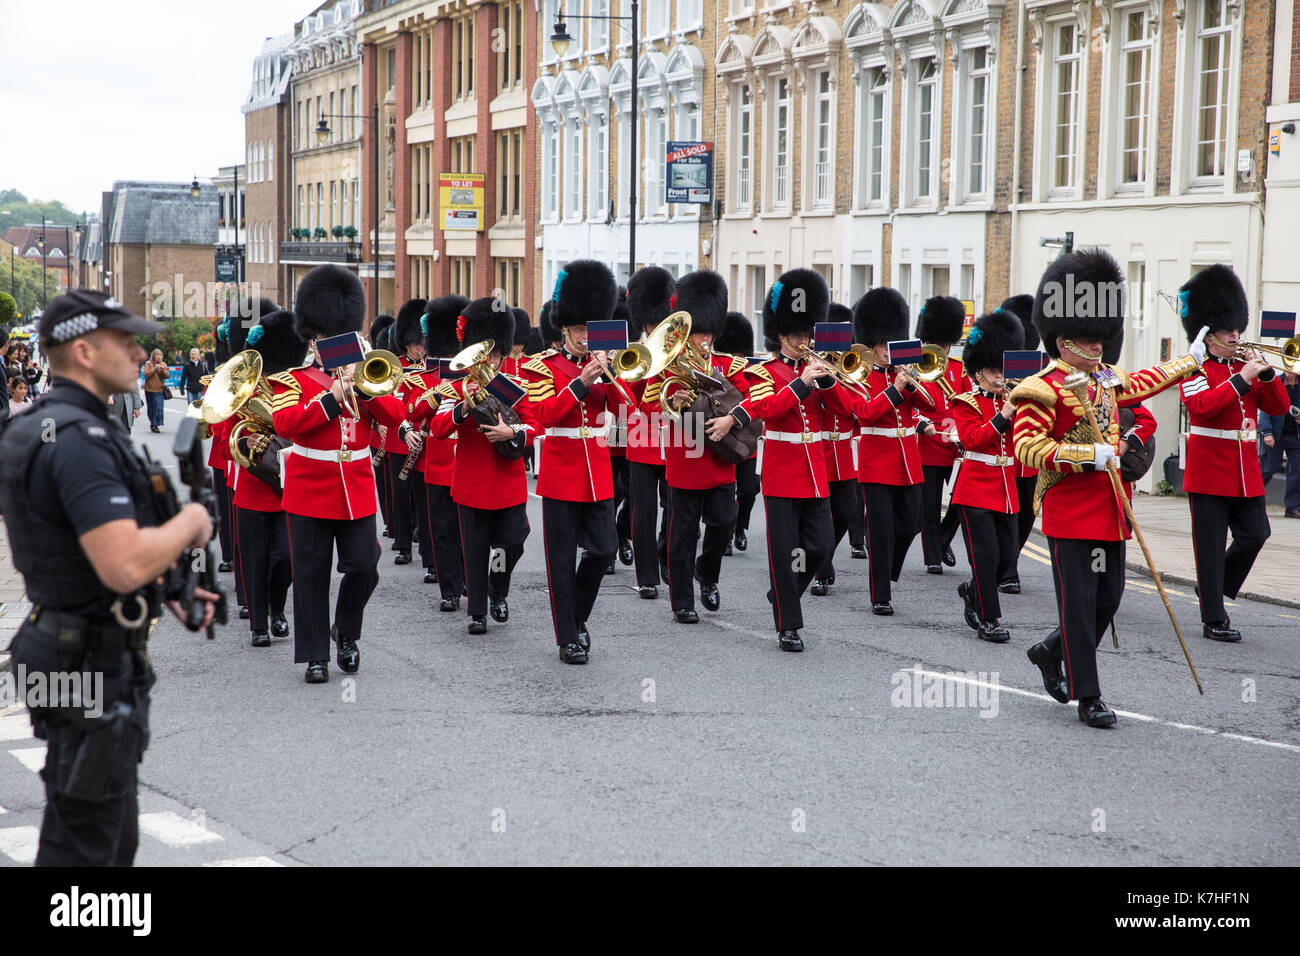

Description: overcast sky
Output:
[0,0,316,219]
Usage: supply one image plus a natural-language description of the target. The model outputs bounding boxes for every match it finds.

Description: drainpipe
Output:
[1009,0,1027,293]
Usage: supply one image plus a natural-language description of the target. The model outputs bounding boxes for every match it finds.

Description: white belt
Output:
[861,426,916,438]
[765,430,822,444]
[964,451,1013,467]
[291,443,367,463]
[1190,425,1257,442]
[821,431,853,442]
[545,424,611,439]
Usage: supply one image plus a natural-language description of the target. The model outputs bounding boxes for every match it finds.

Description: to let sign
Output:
[666,141,713,205]
[440,173,486,232]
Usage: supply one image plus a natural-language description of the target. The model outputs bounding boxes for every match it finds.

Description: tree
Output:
[2,250,62,319]
[0,292,15,326]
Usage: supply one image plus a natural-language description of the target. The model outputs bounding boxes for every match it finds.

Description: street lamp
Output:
[316,104,380,320]
[37,215,47,309]
[70,221,81,292]
[190,176,202,199]
[551,1,639,278]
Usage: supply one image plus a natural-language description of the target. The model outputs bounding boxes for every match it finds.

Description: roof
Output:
[108,182,218,246]
[2,225,77,263]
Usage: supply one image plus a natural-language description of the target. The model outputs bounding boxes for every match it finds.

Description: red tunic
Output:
[380,355,418,455]
[820,405,857,483]
[854,367,931,487]
[1180,357,1291,497]
[625,377,667,466]
[646,353,751,490]
[427,376,539,510]
[406,368,458,487]
[952,390,1017,513]
[919,355,969,467]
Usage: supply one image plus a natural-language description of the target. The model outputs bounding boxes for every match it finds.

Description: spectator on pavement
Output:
[0,328,11,420]
[8,376,29,417]
[107,385,143,433]
[1260,370,1300,518]
[181,348,209,404]
[143,348,168,432]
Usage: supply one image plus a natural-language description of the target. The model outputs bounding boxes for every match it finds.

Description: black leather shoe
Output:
[251,630,270,647]
[734,530,747,552]
[239,606,250,620]
[490,598,509,623]
[1203,621,1242,642]
[927,564,943,575]
[575,621,591,651]
[468,616,487,635]
[872,602,894,616]
[943,546,957,568]
[674,608,699,624]
[778,629,804,652]
[218,560,233,573]
[723,543,733,556]
[619,539,634,566]
[559,642,588,664]
[424,568,438,584]
[638,585,658,600]
[271,614,289,638]
[394,551,411,565]
[957,582,979,630]
[850,546,867,559]
[1027,641,1069,703]
[1078,697,1117,728]
[439,596,460,612]
[811,578,829,597]
[977,620,1011,643]
[391,539,401,551]
[305,661,329,683]
[1286,509,1300,519]
[998,579,1021,594]
[699,582,720,612]
[333,626,359,673]
[605,562,615,575]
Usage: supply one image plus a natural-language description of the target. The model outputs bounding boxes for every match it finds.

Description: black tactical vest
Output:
[0,384,159,611]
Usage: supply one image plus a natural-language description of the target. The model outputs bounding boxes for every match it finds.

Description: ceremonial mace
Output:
[1063,371,1203,694]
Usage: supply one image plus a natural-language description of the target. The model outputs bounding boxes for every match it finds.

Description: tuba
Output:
[200,350,280,473]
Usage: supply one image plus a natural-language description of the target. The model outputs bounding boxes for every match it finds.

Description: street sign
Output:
[215,254,239,283]
[440,173,485,232]
[666,141,713,205]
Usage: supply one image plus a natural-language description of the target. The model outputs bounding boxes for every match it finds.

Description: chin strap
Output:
[1061,338,1101,362]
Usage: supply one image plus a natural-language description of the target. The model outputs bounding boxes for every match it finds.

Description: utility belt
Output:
[26,605,153,660]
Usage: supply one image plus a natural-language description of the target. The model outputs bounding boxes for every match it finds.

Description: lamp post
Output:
[551,1,639,278]
[316,103,379,320]
[70,220,82,292]
[37,215,47,309]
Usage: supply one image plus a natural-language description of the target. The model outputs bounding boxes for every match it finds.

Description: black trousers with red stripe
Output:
[286,512,381,663]
[957,505,1017,623]
[920,463,953,566]
[612,456,631,544]
[412,476,434,570]
[541,497,616,646]
[861,482,922,604]
[735,457,760,534]
[1002,475,1038,585]
[849,481,866,549]
[382,452,415,553]
[1043,537,1125,700]
[374,455,390,532]
[235,506,291,632]
[424,482,464,601]
[628,461,668,586]
[816,479,860,581]
[458,502,529,617]
[763,495,833,632]
[212,467,233,563]
[667,483,737,611]
[1189,492,1271,623]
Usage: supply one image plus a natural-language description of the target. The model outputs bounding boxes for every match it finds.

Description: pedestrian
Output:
[182,348,209,404]
[0,328,12,420]
[106,384,143,432]
[9,376,31,416]
[0,290,219,866]
[142,348,168,431]
[1260,370,1300,519]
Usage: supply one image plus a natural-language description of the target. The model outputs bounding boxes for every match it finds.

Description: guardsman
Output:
[811,302,861,596]
[521,259,633,664]
[382,299,427,565]
[706,269,845,652]
[950,309,1024,643]
[211,319,236,572]
[915,295,969,575]
[852,288,937,616]
[502,308,531,379]
[268,265,420,684]
[997,294,1039,594]
[230,309,302,647]
[368,312,396,538]
[425,297,537,634]
[717,311,760,556]
[607,290,633,574]
[624,267,675,597]
[1177,264,1291,642]
[1013,249,1205,728]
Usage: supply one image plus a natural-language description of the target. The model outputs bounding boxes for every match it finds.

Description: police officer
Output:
[0,290,219,866]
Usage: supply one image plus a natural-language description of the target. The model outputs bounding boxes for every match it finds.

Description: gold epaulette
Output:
[724,354,746,377]
[743,363,775,384]
[434,381,459,401]
[643,379,662,404]
[953,391,981,414]
[523,356,554,377]
[744,363,775,401]
[402,372,426,389]
[1010,372,1056,410]
[267,370,302,413]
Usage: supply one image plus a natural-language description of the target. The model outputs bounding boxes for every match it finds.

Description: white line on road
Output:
[204,856,283,867]
[0,805,7,814]
[0,826,39,864]
[138,811,224,847]
[0,714,33,741]
[9,746,45,772]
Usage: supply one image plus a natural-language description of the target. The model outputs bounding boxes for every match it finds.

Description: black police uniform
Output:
[0,379,164,866]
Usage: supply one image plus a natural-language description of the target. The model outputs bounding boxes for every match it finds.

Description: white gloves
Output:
[1187,325,1209,366]
[1092,444,1118,470]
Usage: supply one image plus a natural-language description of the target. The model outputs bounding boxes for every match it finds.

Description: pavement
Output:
[0,400,1297,866]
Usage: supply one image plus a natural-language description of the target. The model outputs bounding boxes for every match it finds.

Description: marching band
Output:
[191,249,1290,731]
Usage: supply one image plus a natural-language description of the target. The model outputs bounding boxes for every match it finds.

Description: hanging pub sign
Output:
[440,173,486,231]
[666,141,713,205]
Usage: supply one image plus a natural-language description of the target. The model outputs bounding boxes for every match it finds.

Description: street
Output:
[1,399,1297,867]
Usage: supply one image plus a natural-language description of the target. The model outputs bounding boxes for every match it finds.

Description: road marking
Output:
[0,826,39,864]
[204,856,283,867]
[9,746,45,772]
[138,811,223,847]
[1024,542,1050,556]
[1280,613,1300,620]
[0,805,7,814]
[1021,552,1051,567]
[0,714,33,741]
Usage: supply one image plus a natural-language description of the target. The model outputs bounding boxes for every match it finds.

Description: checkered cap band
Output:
[50,313,100,343]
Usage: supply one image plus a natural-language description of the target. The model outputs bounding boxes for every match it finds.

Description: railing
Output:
[813,162,831,208]
[773,164,789,206]
[737,167,751,208]
[279,241,361,263]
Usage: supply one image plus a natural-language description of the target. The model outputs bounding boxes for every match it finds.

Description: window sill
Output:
[802,208,835,218]
[722,210,753,220]
[851,205,890,216]
[760,209,792,219]
[894,205,940,216]
[1187,177,1227,194]
[945,199,995,213]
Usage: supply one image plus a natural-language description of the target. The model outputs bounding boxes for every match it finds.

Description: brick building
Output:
[355,0,538,322]
[243,33,294,306]
[3,224,80,299]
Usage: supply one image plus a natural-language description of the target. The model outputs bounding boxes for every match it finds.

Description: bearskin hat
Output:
[293,264,365,342]
[1178,263,1248,341]
[917,295,966,346]
[1101,328,1125,367]
[674,270,728,339]
[224,296,277,355]
[765,268,828,339]
[999,294,1038,350]
[626,266,676,334]
[368,312,395,351]
[456,297,516,353]
[538,300,561,348]
[1032,249,1125,359]
[248,309,308,376]
[853,287,909,348]
[717,311,754,357]
[962,309,1025,374]
[512,308,531,346]
[422,295,468,358]
[827,302,853,325]
[552,259,618,328]
[392,298,428,352]
[523,326,544,355]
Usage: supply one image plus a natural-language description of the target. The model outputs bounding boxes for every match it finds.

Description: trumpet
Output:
[1234,337,1300,374]
[791,344,873,400]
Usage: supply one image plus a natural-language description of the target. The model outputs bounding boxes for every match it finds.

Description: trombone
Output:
[1234,337,1300,374]
[309,341,404,417]
[790,343,873,401]
[892,344,948,408]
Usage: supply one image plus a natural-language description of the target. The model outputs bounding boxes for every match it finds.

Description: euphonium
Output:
[615,311,692,383]
[199,349,278,470]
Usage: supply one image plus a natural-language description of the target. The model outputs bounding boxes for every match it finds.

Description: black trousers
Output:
[1044,537,1125,700]
[1004,475,1038,584]
[212,467,233,562]
[235,506,291,632]
[382,453,415,552]
[1189,492,1271,623]
[861,482,923,603]
[458,502,529,617]
[735,457,760,534]
[541,497,616,646]
[286,512,380,663]
[816,479,860,580]
[424,482,465,600]
[412,477,434,570]
[920,464,954,566]
[763,495,833,631]
[374,456,390,532]
[958,505,1018,623]
[628,461,668,586]
[612,456,631,543]
[849,481,866,549]
[230,505,246,608]
[667,483,738,611]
